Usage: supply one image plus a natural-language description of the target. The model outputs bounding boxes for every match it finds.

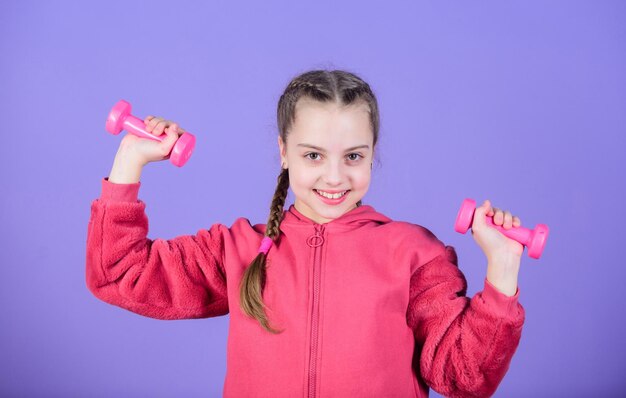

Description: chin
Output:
[295,188,362,220]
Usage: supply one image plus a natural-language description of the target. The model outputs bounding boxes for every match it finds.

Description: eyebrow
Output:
[297,143,370,152]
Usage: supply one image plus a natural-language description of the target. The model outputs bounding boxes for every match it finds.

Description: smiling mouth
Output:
[314,189,350,199]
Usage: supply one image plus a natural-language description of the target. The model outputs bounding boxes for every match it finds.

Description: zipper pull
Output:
[307,224,325,248]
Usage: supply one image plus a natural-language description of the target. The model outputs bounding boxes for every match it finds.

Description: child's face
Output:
[278,98,374,224]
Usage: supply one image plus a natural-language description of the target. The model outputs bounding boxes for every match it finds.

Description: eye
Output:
[304,152,364,163]
[305,152,321,161]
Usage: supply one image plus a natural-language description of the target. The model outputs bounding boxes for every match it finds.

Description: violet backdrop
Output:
[1,0,624,397]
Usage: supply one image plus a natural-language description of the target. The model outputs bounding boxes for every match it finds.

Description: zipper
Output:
[307,223,325,398]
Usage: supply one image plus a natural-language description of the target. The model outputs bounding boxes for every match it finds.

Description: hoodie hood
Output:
[280,203,392,232]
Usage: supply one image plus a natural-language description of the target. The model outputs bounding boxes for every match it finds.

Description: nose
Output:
[322,159,344,186]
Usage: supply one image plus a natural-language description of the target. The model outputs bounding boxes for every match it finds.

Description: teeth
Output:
[315,189,347,199]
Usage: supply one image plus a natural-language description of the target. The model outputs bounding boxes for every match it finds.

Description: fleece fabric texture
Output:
[86,177,525,398]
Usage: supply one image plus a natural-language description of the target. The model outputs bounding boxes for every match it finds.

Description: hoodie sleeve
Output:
[406,232,525,398]
[85,177,229,320]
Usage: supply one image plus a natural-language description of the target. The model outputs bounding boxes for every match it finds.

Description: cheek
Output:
[351,169,371,188]
[289,168,316,189]
[360,168,371,178]
[354,177,371,190]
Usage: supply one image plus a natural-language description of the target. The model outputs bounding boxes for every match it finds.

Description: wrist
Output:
[487,249,521,268]
[486,256,520,297]
[109,148,145,184]
[115,145,145,167]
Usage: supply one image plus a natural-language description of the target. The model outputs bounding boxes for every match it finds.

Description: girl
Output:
[86,69,525,398]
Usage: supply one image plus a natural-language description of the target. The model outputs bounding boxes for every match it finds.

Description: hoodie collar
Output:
[280,203,392,231]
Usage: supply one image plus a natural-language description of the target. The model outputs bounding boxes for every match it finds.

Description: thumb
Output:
[472,199,491,230]
[163,124,179,149]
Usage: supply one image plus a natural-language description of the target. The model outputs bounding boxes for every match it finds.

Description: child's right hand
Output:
[118,115,187,166]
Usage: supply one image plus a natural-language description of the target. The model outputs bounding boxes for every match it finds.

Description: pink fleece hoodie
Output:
[86,177,525,398]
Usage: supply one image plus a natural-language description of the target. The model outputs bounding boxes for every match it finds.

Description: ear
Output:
[277,136,287,167]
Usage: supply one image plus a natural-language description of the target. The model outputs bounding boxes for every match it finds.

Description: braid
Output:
[239,167,290,334]
[265,168,290,239]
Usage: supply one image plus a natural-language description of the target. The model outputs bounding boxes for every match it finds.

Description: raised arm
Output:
[85,146,229,320]
[406,229,525,398]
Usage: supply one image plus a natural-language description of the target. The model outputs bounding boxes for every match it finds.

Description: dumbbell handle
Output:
[483,216,533,246]
[120,114,165,142]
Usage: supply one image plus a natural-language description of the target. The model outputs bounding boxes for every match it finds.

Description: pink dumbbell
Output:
[105,100,196,167]
[454,198,549,259]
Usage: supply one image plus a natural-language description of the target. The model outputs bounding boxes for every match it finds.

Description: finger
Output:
[146,116,161,133]
[503,210,513,229]
[162,128,179,153]
[494,209,504,225]
[144,115,155,125]
[168,122,180,136]
[154,120,170,136]
[171,122,185,133]
[146,116,164,132]
[513,216,521,227]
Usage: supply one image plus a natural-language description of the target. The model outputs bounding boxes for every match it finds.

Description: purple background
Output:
[2,1,624,396]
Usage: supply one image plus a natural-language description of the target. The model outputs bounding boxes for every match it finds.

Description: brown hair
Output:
[238,69,381,333]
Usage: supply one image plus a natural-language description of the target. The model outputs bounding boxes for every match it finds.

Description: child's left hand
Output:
[471,199,524,262]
